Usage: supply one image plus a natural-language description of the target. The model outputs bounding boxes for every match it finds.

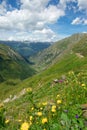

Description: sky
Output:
[0,0,87,42]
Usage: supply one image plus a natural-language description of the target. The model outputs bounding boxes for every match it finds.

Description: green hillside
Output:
[30,33,87,71]
[0,43,35,82]
[0,34,87,130]
[72,35,87,56]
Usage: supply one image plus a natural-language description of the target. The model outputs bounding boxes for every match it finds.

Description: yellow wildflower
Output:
[51,105,56,112]
[81,84,86,87]
[57,100,62,104]
[31,107,34,111]
[68,71,74,75]
[40,107,43,110]
[42,118,48,124]
[44,129,46,130]
[5,119,10,124]
[26,87,32,93]
[29,116,33,121]
[18,119,22,122]
[37,112,42,116]
[42,102,47,106]
[52,105,56,109]
[20,122,30,130]
[51,108,56,112]
[30,121,32,125]
[56,94,60,98]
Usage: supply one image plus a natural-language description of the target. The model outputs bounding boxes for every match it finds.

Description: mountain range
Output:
[0,41,51,58]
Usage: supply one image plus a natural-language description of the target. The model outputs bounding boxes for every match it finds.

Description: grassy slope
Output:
[0,34,87,129]
[2,53,87,129]
[30,33,87,71]
[0,43,35,82]
[73,35,87,56]
[0,33,87,100]
[1,51,87,100]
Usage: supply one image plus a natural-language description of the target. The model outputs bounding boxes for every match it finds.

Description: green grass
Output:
[0,70,87,130]
[0,52,87,130]
[0,51,87,100]
[30,33,87,71]
[73,35,87,56]
[0,33,87,129]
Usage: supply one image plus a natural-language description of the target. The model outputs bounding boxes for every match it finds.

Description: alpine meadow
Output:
[0,0,87,130]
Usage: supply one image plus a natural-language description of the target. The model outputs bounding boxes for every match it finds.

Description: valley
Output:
[0,33,87,130]
[0,43,35,82]
[0,41,51,58]
[0,0,87,129]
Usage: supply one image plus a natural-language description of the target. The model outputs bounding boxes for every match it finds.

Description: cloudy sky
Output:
[0,0,87,42]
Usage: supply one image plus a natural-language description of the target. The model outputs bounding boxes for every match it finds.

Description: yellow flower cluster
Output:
[31,107,34,111]
[42,102,47,106]
[81,83,86,87]
[4,69,87,130]
[42,118,48,124]
[37,112,42,116]
[5,119,10,124]
[40,107,43,110]
[20,122,30,130]
[18,119,22,122]
[57,100,62,104]
[56,94,60,98]
[26,87,32,93]
[68,71,74,75]
[51,105,56,113]
[29,116,33,121]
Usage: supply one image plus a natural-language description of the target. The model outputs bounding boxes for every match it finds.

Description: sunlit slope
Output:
[1,33,87,100]
[30,33,87,71]
[1,49,87,129]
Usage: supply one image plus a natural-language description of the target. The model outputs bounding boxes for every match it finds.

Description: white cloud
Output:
[0,1,7,15]
[59,0,87,13]
[20,0,50,11]
[77,0,87,12]
[84,19,87,25]
[71,0,87,25]
[8,36,14,41]
[0,28,56,42]
[8,28,57,42]
[40,5,65,24]
[6,28,65,42]
[0,0,66,41]
[59,0,77,10]
[32,28,55,41]
[0,0,87,42]
[71,17,82,24]
[71,17,87,25]
[0,3,65,31]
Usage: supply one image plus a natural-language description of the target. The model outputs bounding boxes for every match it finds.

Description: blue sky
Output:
[0,0,87,42]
